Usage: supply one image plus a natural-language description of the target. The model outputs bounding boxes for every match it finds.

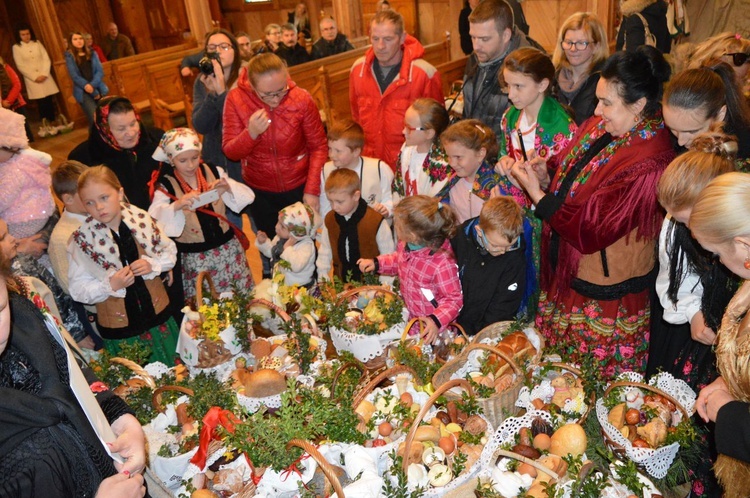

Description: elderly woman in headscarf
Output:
[68,96,164,210]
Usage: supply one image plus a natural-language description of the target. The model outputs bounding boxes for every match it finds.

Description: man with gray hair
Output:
[275,23,311,66]
[311,17,354,60]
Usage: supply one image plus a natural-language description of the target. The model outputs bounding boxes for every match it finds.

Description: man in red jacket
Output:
[349,10,444,171]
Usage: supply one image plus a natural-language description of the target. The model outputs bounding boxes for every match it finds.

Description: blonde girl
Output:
[359,195,462,343]
[440,119,505,223]
[68,166,179,364]
[392,97,454,204]
[149,128,255,300]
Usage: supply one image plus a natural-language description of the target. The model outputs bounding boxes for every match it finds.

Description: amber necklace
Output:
[175,167,208,194]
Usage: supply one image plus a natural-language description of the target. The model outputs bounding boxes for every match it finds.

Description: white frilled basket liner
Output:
[234,336,327,414]
[176,291,243,372]
[328,307,409,363]
[449,326,542,382]
[596,371,697,479]
[515,361,588,424]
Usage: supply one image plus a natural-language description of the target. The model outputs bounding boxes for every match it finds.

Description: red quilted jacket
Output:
[222,68,328,195]
[349,35,444,170]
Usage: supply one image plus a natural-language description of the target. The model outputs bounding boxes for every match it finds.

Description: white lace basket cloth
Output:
[596,371,696,479]
[328,312,406,363]
[516,361,589,425]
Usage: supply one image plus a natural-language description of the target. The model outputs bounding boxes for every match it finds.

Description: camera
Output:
[198,51,222,76]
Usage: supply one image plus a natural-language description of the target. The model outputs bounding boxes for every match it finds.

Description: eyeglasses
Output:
[478,228,521,254]
[561,40,592,50]
[403,124,427,132]
[206,43,232,52]
[257,86,289,102]
[725,52,750,66]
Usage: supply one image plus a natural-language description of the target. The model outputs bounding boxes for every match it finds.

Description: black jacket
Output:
[553,61,604,126]
[451,218,526,335]
[275,43,312,67]
[0,293,136,497]
[616,0,671,54]
[716,400,750,463]
[68,124,165,210]
[462,27,532,139]
[311,33,354,60]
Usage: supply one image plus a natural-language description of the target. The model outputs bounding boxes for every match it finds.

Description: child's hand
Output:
[418,317,439,345]
[177,191,201,211]
[372,202,389,217]
[129,259,152,277]
[358,258,375,273]
[210,177,230,196]
[110,267,134,291]
[283,237,296,249]
[256,231,268,244]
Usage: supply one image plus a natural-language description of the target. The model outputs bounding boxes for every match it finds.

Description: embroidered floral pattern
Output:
[554,115,662,198]
[536,291,650,378]
[392,142,454,198]
[72,204,165,271]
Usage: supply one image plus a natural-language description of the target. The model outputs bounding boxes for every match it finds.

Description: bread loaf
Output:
[243,369,287,397]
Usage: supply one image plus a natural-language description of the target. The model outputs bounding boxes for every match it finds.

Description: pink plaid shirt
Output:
[377,240,463,329]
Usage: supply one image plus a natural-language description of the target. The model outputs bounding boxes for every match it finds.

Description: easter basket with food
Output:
[516,360,595,425]
[393,379,493,496]
[432,326,542,428]
[327,285,409,369]
[596,371,697,479]
[177,272,244,371]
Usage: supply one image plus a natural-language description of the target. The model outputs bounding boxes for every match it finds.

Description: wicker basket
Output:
[152,385,195,413]
[520,361,595,425]
[328,285,408,371]
[110,356,157,390]
[351,364,418,409]
[248,297,320,337]
[432,343,524,429]
[286,439,345,498]
[599,380,691,479]
[398,378,493,496]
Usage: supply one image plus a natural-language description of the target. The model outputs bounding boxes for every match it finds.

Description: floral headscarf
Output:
[93,95,142,152]
[280,202,316,240]
[152,128,202,163]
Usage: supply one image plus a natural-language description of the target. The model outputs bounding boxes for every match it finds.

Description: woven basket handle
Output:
[400,317,431,343]
[536,362,594,424]
[152,385,195,413]
[248,298,292,322]
[464,343,523,377]
[110,357,156,389]
[195,271,219,305]
[329,360,368,400]
[335,285,399,306]
[401,378,474,473]
[286,439,345,498]
[351,364,418,409]
[605,380,690,419]
[447,322,470,343]
[493,449,560,481]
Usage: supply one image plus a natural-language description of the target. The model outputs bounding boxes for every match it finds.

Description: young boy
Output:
[319,120,394,219]
[256,202,317,286]
[49,160,91,295]
[450,196,528,335]
[317,168,394,282]
[49,159,101,349]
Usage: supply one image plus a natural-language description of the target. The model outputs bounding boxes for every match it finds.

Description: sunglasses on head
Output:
[726,52,750,66]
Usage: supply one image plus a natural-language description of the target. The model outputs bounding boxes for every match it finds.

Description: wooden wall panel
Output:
[360,0,417,37]
[525,0,604,52]
[418,0,451,46]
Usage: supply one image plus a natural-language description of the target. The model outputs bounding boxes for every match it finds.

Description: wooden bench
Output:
[142,60,192,130]
[435,56,469,97]
[104,42,199,113]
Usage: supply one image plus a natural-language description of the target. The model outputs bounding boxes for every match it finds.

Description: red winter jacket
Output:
[222,68,328,195]
[349,35,444,170]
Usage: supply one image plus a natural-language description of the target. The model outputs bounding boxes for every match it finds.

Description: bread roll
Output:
[243,369,287,397]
